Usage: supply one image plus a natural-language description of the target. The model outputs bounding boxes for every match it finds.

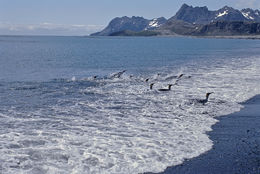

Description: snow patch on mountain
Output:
[242,12,255,20]
[149,19,160,28]
[216,10,228,18]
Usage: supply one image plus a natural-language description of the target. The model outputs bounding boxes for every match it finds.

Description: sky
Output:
[0,0,260,36]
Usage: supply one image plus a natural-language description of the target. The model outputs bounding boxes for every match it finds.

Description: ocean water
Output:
[1,36,260,174]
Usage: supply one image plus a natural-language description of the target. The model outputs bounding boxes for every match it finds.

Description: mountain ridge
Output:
[91,4,260,37]
[91,16,166,36]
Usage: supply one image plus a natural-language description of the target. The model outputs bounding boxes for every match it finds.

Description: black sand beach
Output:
[149,95,260,174]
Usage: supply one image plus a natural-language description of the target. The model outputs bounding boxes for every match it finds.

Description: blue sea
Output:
[1,36,260,174]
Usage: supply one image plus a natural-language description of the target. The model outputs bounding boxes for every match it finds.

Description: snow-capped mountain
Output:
[241,8,260,22]
[91,4,260,36]
[170,4,260,24]
[91,16,166,36]
[214,6,247,22]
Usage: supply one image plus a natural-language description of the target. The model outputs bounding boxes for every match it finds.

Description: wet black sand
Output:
[148,95,260,174]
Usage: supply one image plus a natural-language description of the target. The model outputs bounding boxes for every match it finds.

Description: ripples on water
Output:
[1,37,260,174]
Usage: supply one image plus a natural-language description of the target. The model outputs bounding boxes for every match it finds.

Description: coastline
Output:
[1,34,260,40]
[190,35,260,40]
[147,95,260,174]
[89,34,260,40]
[156,34,260,40]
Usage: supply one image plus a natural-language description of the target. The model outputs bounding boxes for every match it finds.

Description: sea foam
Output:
[1,55,260,174]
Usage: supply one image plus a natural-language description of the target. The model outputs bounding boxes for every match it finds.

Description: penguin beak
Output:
[207,92,214,96]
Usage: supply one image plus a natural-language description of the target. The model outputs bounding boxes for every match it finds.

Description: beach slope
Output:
[149,95,260,174]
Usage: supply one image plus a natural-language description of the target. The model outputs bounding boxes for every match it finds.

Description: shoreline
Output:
[190,35,260,40]
[1,34,260,40]
[147,95,260,174]
[153,34,260,40]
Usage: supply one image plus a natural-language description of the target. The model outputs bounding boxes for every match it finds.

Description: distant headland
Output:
[91,4,260,38]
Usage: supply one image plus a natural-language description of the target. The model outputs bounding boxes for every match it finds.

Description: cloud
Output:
[236,0,260,9]
[0,22,104,35]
